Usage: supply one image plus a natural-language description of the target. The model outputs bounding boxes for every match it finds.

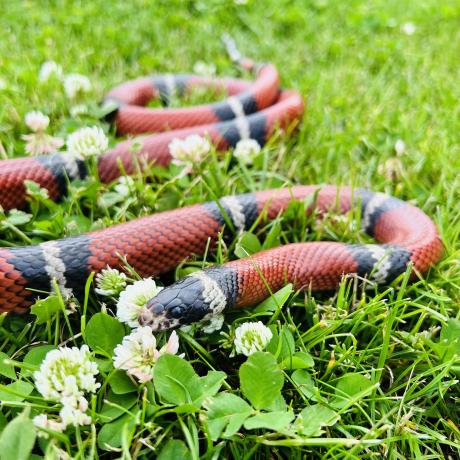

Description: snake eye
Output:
[170,306,184,318]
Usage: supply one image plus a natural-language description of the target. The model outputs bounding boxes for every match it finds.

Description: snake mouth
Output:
[138,301,180,331]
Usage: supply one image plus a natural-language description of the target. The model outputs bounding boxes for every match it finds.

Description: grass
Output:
[1,0,460,458]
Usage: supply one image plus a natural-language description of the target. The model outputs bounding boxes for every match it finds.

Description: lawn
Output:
[0,0,459,458]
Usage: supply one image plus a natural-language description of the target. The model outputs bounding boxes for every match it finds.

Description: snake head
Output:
[138,275,214,331]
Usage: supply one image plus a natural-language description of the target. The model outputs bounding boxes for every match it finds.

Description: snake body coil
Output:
[0,43,443,328]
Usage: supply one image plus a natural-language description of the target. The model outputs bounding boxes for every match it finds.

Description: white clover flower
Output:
[34,345,100,402]
[51,447,72,460]
[378,157,403,181]
[25,111,50,132]
[59,398,92,427]
[114,176,135,197]
[0,78,6,90]
[67,126,108,159]
[95,266,127,296]
[179,323,195,334]
[395,139,406,156]
[193,61,217,76]
[401,22,416,35]
[169,134,211,166]
[181,313,225,335]
[234,321,273,356]
[201,313,225,334]
[22,133,64,156]
[70,104,88,118]
[113,327,181,382]
[233,138,261,165]
[116,278,163,328]
[33,414,65,437]
[33,346,99,428]
[31,346,98,429]
[64,73,91,98]
[39,61,63,82]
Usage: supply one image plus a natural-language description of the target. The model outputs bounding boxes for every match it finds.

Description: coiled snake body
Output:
[0,42,443,329]
[0,41,303,210]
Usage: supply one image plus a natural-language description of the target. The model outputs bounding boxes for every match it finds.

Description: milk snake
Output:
[0,41,443,329]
